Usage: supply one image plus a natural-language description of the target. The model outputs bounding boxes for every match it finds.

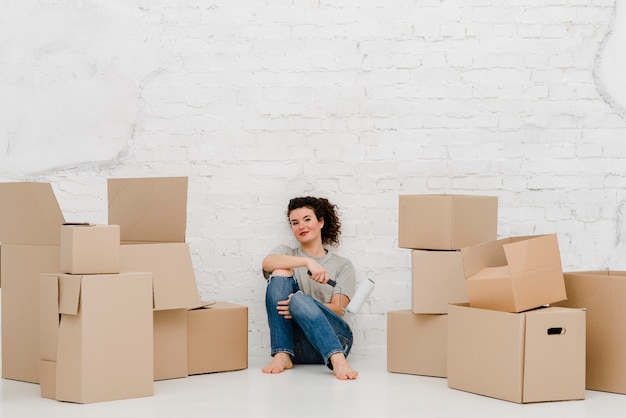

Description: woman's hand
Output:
[276,293,294,319]
[306,260,329,284]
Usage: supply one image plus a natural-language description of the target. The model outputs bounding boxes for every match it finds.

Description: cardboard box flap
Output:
[58,275,82,315]
[503,234,562,276]
[461,235,543,279]
[107,177,188,243]
[0,182,65,245]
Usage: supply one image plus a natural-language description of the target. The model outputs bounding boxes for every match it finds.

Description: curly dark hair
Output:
[287,196,342,246]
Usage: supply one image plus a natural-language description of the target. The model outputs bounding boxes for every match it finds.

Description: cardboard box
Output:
[0,182,65,383]
[460,234,567,312]
[60,223,120,274]
[187,302,248,375]
[398,194,498,250]
[447,303,586,403]
[411,250,467,314]
[553,270,626,394]
[108,176,202,311]
[41,272,154,404]
[387,310,447,377]
[154,309,189,381]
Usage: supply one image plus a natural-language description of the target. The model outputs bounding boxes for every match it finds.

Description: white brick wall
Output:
[1,1,625,359]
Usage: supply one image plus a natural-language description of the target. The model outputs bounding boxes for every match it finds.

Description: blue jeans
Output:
[265,275,353,369]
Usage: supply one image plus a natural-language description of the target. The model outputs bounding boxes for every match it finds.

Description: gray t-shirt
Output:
[263,245,356,304]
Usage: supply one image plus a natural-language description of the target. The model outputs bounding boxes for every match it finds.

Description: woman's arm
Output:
[262,254,329,284]
[325,292,350,316]
[262,254,310,273]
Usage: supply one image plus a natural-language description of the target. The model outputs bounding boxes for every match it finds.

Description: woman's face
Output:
[288,206,324,245]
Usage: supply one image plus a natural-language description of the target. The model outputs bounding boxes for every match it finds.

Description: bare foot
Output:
[262,352,293,374]
[330,353,358,380]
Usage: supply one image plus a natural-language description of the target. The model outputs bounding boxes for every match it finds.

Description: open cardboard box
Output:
[0,182,65,383]
[460,234,567,312]
[554,270,626,394]
[40,272,154,403]
[447,303,586,403]
[108,176,203,380]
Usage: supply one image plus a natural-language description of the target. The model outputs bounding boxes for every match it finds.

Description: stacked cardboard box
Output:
[110,177,248,378]
[448,233,586,403]
[388,194,498,378]
[1,177,249,403]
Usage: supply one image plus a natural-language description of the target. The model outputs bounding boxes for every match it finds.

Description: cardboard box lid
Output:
[0,182,65,245]
[107,177,188,243]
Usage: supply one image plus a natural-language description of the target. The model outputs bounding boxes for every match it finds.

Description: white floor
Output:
[2,355,626,418]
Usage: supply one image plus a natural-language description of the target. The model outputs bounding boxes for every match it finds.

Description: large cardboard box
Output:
[60,223,120,274]
[41,272,154,404]
[447,303,586,403]
[108,176,201,381]
[0,182,65,383]
[187,302,248,375]
[398,194,498,250]
[108,176,202,311]
[553,270,626,394]
[411,250,467,314]
[460,234,567,313]
[387,310,447,377]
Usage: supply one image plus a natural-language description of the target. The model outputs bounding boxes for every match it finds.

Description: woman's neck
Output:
[300,241,327,258]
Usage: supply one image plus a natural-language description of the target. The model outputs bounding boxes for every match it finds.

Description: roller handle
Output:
[307,270,336,287]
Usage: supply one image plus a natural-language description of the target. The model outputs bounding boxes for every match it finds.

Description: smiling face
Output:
[288,206,325,246]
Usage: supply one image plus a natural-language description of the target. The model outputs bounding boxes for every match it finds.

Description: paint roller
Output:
[308,270,375,313]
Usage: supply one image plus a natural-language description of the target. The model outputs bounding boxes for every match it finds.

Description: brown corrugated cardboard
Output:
[387,310,447,377]
[447,303,586,403]
[2,244,60,383]
[0,182,65,383]
[60,224,120,274]
[411,250,467,314]
[108,176,188,243]
[154,309,189,381]
[120,243,202,310]
[460,234,567,312]
[48,272,154,404]
[553,270,626,394]
[398,194,498,250]
[39,360,56,399]
[0,182,65,246]
[187,302,248,375]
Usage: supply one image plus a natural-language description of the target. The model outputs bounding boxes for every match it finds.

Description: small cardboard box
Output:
[460,234,567,313]
[398,194,498,250]
[60,223,120,274]
[553,270,626,394]
[0,181,65,383]
[41,272,154,404]
[411,250,468,314]
[447,303,586,404]
[387,310,447,377]
[187,302,248,375]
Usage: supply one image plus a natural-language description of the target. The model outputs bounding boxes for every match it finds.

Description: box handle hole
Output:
[547,327,565,335]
